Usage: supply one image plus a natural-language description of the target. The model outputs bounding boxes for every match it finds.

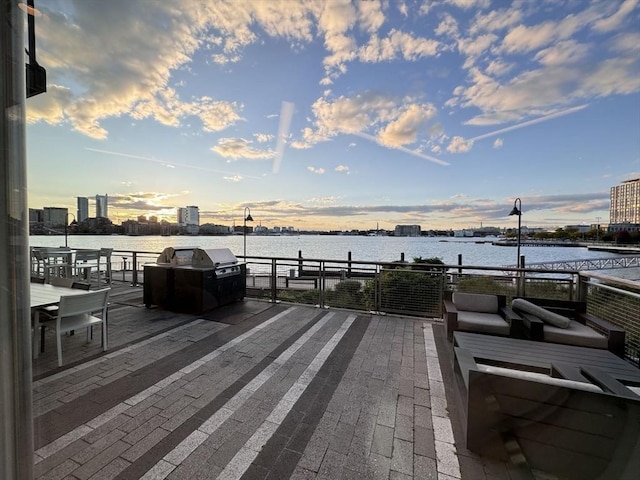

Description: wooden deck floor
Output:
[31,282,542,480]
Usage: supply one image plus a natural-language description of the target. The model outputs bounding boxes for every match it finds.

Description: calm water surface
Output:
[31,234,640,280]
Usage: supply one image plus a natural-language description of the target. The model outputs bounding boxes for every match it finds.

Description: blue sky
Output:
[25,0,640,231]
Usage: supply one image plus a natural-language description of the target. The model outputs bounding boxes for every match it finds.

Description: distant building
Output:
[177,205,199,234]
[96,194,108,218]
[29,208,43,223]
[610,178,639,224]
[394,225,421,237]
[77,197,89,221]
[43,207,68,227]
[177,205,199,226]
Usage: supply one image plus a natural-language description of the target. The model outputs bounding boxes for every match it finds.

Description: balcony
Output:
[30,251,640,479]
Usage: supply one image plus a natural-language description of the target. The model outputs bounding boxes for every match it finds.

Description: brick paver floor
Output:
[31,287,537,480]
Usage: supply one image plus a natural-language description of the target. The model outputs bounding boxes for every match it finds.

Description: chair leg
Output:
[102,321,107,351]
[32,312,40,359]
[56,331,63,367]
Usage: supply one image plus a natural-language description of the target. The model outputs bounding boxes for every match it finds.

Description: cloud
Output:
[377,104,437,147]
[534,40,589,66]
[308,166,325,174]
[493,138,503,149]
[211,138,275,160]
[592,0,638,32]
[447,136,474,153]
[254,133,273,143]
[335,165,350,173]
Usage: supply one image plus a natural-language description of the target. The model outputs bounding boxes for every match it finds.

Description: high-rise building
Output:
[77,197,89,221]
[177,205,199,234]
[96,194,108,218]
[177,205,199,226]
[610,178,640,224]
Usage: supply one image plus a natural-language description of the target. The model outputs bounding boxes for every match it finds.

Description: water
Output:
[30,234,640,280]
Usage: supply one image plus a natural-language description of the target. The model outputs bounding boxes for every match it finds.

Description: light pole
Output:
[64,212,76,248]
[508,198,522,267]
[243,207,253,258]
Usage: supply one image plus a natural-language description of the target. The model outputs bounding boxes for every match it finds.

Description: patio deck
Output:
[32,283,542,480]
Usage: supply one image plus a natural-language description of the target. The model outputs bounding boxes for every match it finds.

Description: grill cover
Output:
[156,247,198,265]
[192,248,238,267]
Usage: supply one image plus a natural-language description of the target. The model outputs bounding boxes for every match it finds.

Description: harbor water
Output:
[30,235,640,281]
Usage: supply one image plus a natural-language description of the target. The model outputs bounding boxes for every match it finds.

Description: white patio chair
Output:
[51,288,110,366]
[98,248,113,286]
[73,249,101,287]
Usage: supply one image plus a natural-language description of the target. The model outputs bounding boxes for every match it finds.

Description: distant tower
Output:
[77,196,89,221]
[96,194,108,218]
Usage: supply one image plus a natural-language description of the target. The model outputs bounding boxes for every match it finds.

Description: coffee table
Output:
[452,332,640,479]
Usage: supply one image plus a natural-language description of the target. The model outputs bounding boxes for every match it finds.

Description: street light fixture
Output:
[243,207,253,258]
[64,212,76,248]
[508,198,522,268]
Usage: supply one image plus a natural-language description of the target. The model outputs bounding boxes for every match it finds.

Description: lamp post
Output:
[64,212,76,248]
[243,206,253,258]
[508,198,522,268]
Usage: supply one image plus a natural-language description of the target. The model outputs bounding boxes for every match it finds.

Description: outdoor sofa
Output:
[443,292,524,341]
[511,297,626,357]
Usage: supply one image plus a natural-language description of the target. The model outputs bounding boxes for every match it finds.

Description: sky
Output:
[24,0,640,231]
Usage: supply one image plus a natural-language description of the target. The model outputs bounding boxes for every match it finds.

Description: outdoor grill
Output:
[144,247,246,314]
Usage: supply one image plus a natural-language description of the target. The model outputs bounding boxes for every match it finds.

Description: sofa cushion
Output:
[543,320,608,349]
[512,298,571,329]
[453,292,499,314]
[458,311,510,336]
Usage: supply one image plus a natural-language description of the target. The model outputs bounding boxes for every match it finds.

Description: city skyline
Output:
[25,1,640,231]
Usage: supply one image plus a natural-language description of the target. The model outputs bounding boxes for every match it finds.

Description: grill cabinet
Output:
[144,247,246,314]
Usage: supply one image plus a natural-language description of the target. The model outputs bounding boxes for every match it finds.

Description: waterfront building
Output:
[610,178,639,224]
[96,194,108,218]
[177,205,200,234]
[77,196,89,221]
[43,207,68,227]
[29,208,44,223]
[394,224,421,237]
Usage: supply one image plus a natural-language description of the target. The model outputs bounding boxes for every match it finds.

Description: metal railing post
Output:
[576,273,589,303]
[131,251,138,286]
[319,261,325,308]
[271,258,277,302]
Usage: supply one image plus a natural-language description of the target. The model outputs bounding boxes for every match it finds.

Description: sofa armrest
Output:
[500,306,525,338]
[443,299,458,342]
[580,313,626,358]
[580,366,639,398]
[518,312,545,341]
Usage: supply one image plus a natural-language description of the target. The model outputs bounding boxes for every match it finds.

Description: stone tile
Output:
[391,438,413,476]
[394,413,413,442]
[414,426,436,458]
[370,424,394,458]
[414,454,438,480]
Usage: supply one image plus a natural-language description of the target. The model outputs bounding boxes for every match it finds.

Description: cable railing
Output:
[100,250,639,364]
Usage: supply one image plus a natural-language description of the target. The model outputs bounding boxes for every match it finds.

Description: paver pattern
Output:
[31,286,535,480]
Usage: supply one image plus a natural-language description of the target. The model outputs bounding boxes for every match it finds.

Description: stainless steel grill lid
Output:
[156,247,198,265]
[192,248,238,267]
